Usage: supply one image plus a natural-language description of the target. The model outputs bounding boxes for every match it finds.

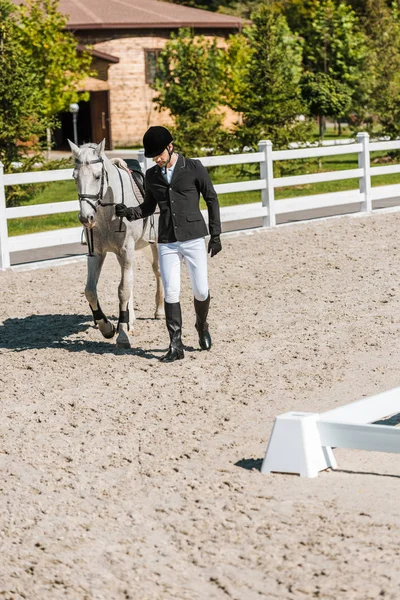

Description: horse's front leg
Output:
[115,254,135,349]
[85,253,115,339]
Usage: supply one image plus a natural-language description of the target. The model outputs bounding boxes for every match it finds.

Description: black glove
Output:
[115,204,133,220]
[208,235,222,257]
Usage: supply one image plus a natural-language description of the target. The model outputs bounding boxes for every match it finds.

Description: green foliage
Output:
[160,0,250,13]
[0,0,49,167]
[285,0,369,137]
[153,28,227,155]
[305,0,369,86]
[17,0,92,116]
[235,4,311,149]
[6,157,73,208]
[0,0,92,206]
[357,0,400,138]
[223,33,253,114]
[301,72,352,119]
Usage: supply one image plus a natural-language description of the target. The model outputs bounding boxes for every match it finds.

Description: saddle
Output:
[117,158,157,243]
[124,159,145,199]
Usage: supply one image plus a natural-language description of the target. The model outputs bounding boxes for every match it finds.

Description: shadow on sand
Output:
[235,458,263,472]
[0,313,157,358]
[0,313,200,360]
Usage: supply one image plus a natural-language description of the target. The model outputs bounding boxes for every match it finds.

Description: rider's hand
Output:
[208,235,222,257]
[115,204,131,219]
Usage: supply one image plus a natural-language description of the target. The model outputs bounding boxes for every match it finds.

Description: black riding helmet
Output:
[143,126,173,158]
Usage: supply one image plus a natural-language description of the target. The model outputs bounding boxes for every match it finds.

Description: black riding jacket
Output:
[127,154,221,243]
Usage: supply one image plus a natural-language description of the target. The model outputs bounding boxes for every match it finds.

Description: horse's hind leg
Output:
[86,253,115,339]
[141,244,165,319]
[115,254,134,349]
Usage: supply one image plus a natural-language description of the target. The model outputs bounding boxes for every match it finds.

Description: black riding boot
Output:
[160,301,184,362]
[194,293,212,350]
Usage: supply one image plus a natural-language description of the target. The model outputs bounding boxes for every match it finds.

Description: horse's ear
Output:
[95,139,106,156]
[68,139,80,158]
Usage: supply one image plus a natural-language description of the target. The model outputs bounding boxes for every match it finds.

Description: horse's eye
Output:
[94,173,101,180]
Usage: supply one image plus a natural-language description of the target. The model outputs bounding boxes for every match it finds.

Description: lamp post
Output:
[69,103,79,146]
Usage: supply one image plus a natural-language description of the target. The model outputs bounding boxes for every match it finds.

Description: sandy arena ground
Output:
[2,212,400,600]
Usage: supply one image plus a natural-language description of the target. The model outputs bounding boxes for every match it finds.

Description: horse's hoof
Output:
[98,322,115,339]
[116,330,131,349]
[154,311,165,320]
[103,325,116,339]
[116,340,131,349]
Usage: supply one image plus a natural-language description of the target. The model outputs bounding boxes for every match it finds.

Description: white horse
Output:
[69,139,164,348]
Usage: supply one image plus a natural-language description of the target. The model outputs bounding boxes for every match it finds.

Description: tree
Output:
[0,0,92,205]
[235,4,311,149]
[301,72,352,137]
[0,0,49,167]
[17,0,92,117]
[358,0,400,138]
[223,32,253,119]
[153,28,227,155]
[298,0,369,137]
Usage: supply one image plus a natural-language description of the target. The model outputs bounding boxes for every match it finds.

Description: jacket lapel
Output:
[153,165,168,186]
[170,154,185,186]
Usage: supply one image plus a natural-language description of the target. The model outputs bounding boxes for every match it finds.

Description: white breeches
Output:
[158,238,209,304]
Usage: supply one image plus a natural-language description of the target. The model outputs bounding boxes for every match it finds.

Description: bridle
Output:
[75,156,114,211]
[75,155,126,255]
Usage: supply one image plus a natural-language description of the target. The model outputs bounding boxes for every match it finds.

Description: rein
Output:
[75,156,126,255]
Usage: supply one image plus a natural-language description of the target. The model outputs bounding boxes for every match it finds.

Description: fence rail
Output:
[1,132,400,270]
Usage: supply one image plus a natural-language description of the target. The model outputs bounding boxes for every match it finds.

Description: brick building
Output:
[53,0,243,149]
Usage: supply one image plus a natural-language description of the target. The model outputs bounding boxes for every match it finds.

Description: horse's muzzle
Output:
[79,214,96,227]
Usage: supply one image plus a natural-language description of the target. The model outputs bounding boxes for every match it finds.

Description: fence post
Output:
[258,140,275,227]
[357,132,371,213]
[137,149,145,174]
[0,162,10,271]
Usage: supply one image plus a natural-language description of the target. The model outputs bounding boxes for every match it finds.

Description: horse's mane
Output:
[80,143,99,150]
[78,145,133,184]
[111,157,129,173]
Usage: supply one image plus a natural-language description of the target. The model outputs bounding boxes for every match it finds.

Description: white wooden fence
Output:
[262,386,400,477]
[2,131,400,270]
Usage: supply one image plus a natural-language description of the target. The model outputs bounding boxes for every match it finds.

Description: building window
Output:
[145,49,161,85]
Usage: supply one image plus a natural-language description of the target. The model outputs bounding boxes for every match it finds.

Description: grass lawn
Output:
[204,149,400,208]
[7,145,400,236]
[7,179,78,236]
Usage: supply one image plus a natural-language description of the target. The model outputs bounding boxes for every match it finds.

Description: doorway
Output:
[53,91,112,150]
[90,91,112,149]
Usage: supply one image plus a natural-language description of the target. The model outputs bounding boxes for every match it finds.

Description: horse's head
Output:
[69,139,108,228]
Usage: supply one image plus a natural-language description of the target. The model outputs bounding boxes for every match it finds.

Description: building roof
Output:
[58,0,243,30]
[77,44,120,63]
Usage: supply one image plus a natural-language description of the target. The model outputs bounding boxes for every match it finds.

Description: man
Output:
[115,126,222,363]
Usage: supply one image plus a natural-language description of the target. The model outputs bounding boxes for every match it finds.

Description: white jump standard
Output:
[262,386,400,478]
